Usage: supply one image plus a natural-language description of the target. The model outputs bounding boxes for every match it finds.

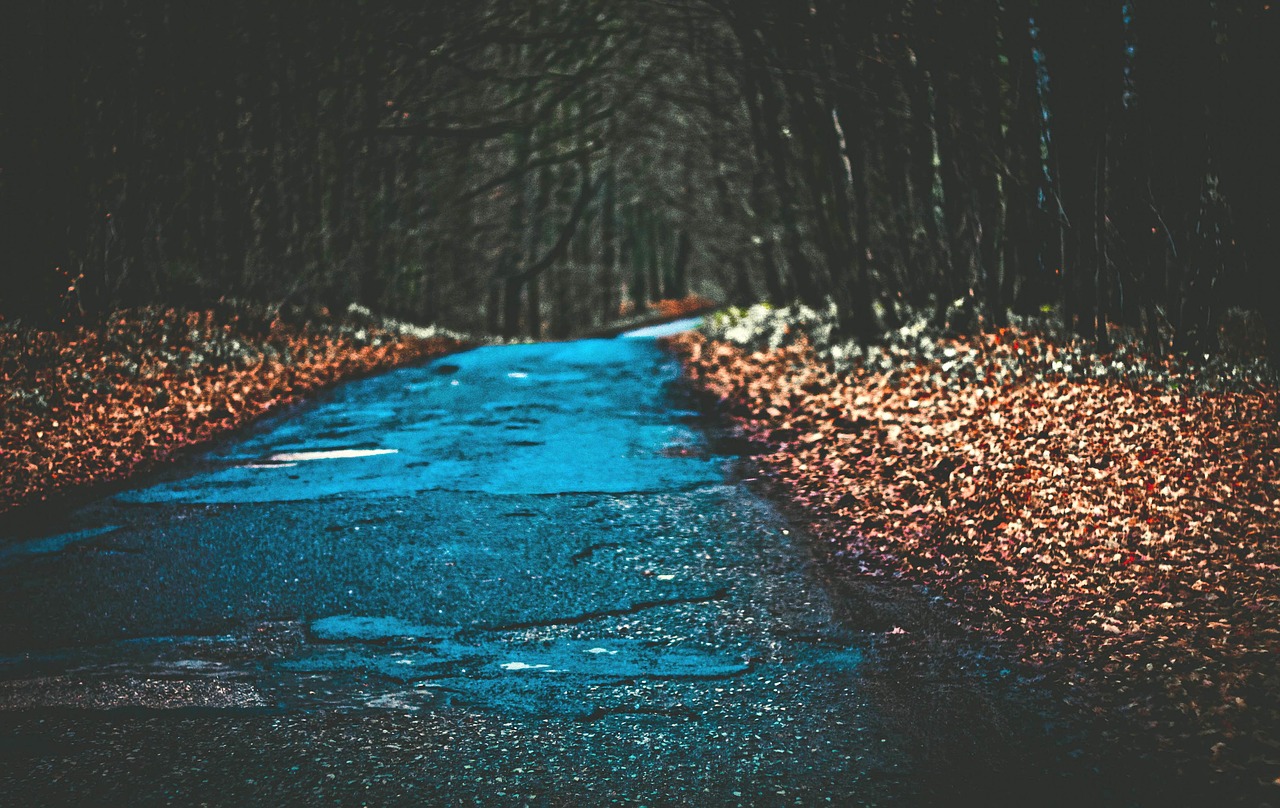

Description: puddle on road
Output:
[285,631,752,683]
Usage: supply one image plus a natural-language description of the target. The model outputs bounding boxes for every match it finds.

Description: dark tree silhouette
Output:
[2,0,1276,361]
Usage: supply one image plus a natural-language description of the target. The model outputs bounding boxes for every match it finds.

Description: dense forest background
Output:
[3,0,1277,356]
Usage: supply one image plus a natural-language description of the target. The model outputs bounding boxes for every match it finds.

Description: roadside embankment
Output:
[1,304,467,516]
[666,307,1280,801]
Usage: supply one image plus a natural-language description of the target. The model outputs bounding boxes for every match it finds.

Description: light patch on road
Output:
[365,691,422,711]
[619,316,703,339]
[267,448,398,462]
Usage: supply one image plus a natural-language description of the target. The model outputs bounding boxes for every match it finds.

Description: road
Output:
[0,320,1120,805]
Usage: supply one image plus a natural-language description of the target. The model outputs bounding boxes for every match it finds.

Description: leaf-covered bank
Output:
[1,306,467,516]
[667,324,1280,801]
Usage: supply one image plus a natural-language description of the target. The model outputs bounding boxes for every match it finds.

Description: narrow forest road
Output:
[1,321,1123,806]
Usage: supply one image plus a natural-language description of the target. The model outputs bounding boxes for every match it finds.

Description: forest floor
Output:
[666,313,1280,802]
[0,304,469,518]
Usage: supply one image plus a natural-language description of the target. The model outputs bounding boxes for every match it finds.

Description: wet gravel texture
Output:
[1,324,1146,805]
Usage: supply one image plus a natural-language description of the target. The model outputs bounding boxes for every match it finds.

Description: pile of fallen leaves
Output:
[667,327,1280,796]
[1,305,465,515]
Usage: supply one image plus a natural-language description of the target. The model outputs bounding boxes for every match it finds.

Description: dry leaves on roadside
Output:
[1,307,463,514]
[668,328,1280,791]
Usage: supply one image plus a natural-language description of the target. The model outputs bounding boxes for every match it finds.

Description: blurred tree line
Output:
[2,0,1276,358]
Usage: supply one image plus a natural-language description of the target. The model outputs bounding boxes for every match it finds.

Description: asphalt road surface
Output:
[0,320,1133,805]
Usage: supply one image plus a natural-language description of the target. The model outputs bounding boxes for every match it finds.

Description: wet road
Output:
[0,322,1116,805]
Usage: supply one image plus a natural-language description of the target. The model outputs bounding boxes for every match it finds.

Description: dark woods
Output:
[3,0,1277,356]
[718,0,1279,357]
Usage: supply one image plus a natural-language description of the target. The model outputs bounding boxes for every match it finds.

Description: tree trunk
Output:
[527,273,541,339]
[600,159,617,322]
[503,276,523,338]
[671,230,691,300]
